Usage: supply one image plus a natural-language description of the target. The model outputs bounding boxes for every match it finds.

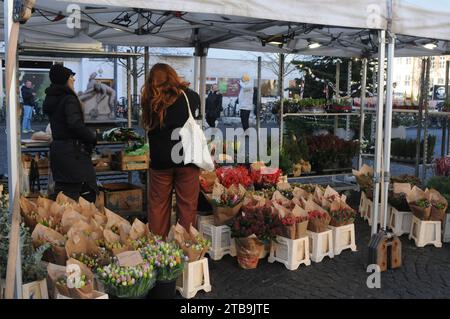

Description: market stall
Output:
[3,0,450,299]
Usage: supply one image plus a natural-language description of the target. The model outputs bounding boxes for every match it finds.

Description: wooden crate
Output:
[102,183,143,214]
[114,151,149,171]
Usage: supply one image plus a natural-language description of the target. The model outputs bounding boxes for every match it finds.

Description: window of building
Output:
[404,75,411,87]
[440,56,446,69]
[431,56,435,68]
[405,57,411,64]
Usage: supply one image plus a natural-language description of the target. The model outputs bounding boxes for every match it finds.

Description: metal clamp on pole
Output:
[372,172,382,184]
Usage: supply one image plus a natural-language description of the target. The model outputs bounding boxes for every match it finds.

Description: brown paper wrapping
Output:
[170,223,205,262]
[37,196,54,212]
[313,187,324,206]
[271,191,291,207]
[61,208,87,234]
[65,233,101,259]
[407,186,432,220]
[199,171,218,193]
[234,235,264,269]
[129,218,149,240]
[305,199,330,233]
[296,220,308,238]
[393,183,412,195]
[329,199,355,227]
[292,187,310,200]
[32,224,67,265]
[55,259,95,299]
[213,202,243,226]
[429,189,448,223]
[20,196,39,230]
[282,225,296,240]
[56,192,77,206]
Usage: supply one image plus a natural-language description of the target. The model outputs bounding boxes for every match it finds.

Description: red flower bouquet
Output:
[250,166,282,189]
[216,166,253,188]
[307,210,331,233]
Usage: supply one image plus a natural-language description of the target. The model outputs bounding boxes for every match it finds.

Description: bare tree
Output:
[117,46,145,101]
[262,53,300,79]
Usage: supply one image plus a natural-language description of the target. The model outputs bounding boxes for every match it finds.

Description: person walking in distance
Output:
[205,84,223,128]
[21,80,36,133]
[238,74,254,131]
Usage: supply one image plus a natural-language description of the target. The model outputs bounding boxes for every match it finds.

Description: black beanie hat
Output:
[49,64,75,85]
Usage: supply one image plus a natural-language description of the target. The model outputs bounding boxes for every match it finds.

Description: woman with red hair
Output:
[141,63,201,237]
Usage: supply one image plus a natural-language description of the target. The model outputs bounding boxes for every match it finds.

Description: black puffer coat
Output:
[43,84,97,184]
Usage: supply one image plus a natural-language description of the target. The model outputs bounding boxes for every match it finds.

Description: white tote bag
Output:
[179,91,215,171]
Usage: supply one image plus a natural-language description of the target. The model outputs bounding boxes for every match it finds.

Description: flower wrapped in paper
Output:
[388,183,412,211]
[428,188,448,223]
[273,202,308,239]
[250,163,282,189]
[406,186,432,220]
[215,166,252,188]
[328,199,356,227]
[352,164,374,199]
[205,181,246,226]
[168,223,210,262]
[199,170,218,193]
[31,223,67,265]
[50,258,96,299]
[305,199,331,233]
[66,232,110,270]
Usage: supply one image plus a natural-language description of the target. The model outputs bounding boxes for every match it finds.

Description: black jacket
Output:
[205,91,223,118]
[21,86,35,106]
[148,88,200,170]
[43,84,97,183]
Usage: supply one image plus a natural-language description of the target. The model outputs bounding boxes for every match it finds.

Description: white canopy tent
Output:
[3,0,450,298]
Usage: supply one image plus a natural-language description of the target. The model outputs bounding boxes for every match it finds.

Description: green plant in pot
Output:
[0,191,49,289]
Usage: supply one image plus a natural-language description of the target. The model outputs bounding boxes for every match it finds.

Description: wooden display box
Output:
[113,151,149,171]
[102,183,143,214]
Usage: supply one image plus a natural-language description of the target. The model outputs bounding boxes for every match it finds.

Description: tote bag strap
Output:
[181,90,194,120]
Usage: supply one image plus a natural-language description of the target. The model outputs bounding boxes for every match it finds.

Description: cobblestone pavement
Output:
[196,193,450,299]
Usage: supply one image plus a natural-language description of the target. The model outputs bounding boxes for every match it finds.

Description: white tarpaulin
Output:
[0,0,448,57]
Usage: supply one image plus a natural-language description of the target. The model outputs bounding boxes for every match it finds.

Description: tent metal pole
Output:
[257,56,262,160]
[193,55,200,93]
[358,58,368,169]
[371,30,386,236]
[346,60,352,140]
[382,33,395,230]
[127,57,132,129]
[4,0,22,298]
[422,57,431,182]
[199,55,207,128]
[445,60,450,156]
[441,59,448,157]
[144,46,149,80]
[279,53,285,148]
[334,60,340,135]
[415,59,426,178]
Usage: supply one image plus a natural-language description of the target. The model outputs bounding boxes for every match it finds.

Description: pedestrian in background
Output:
[238,74,253,131]
[21,80,36,133]
[205,84,223,128]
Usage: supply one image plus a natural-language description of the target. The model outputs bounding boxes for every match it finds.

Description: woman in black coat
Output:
[43,64,98,202]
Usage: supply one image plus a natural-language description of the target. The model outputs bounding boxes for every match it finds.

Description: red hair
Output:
[141,63,189,130]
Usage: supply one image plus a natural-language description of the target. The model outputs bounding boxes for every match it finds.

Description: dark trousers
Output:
[240,110,251,131]
[148,166,200,238]
[53,181,97,203]
[206,116,216,128]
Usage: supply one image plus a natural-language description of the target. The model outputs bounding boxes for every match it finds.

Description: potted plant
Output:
[140,239,186,299]
[0,191,50,299]
[230,203,282,269]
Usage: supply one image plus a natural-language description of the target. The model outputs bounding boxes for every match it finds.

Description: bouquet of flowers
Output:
[199,171,218,193]
[206,181,246,226]
[274,203,308,239]
[139,240,186,281]
[231,204,281,269]
[388,183,412,211]
[428,188,448,223]
[53,259,95,299]
[305,199,331,233]
[168,223,210,262]
[215,166,253,188]
[406,186,432,220]
[250,165,282,189]
[31,223,68,265]
[328,199,356,227]
[96,259,156,299]
[352,164,374,199]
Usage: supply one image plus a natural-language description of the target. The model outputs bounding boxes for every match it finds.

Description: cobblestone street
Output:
[197,195,450,299]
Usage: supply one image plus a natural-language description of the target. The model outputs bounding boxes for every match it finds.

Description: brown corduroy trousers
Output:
[148,166,199,238]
